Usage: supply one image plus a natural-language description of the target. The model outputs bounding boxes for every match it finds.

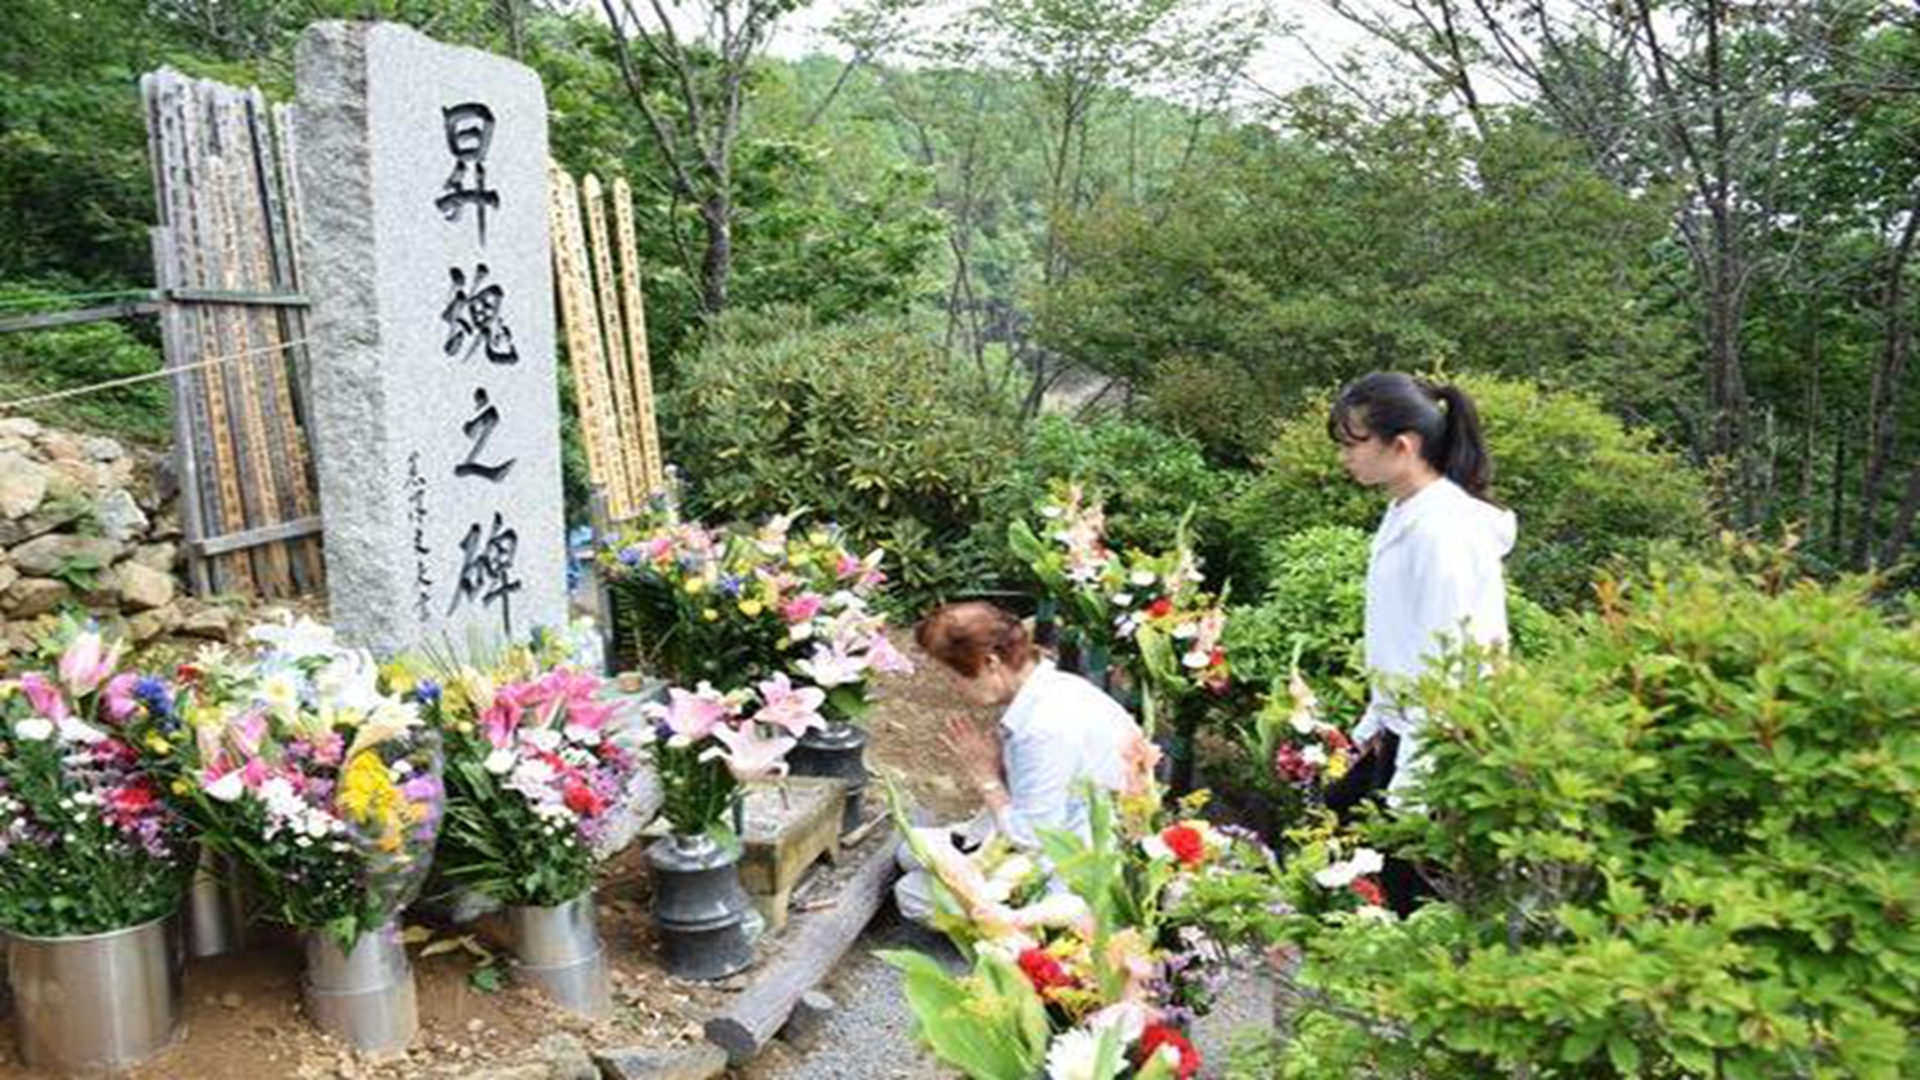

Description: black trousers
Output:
[1321,731,1432,918]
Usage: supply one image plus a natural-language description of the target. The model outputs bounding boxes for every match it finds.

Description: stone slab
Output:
[296,21,564,659]
[738,777,844,932]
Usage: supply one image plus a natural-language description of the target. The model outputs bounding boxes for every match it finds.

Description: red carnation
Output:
[1351,877,1387,908]
[1136,1023,1201,1079]
[1160,824,1207,868]
[1322,727,1354,753]
[107,779,158,819]
[562,777,605,818]
[1016,946,1076,996]
[1146,597,1174,619]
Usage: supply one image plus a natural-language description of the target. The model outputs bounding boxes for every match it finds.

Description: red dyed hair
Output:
[915,602,1036,679]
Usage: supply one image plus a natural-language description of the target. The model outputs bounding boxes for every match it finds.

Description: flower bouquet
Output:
[1010,484,1230,700]
[0,624,192,1070]
[601,506,910,704]
[410,658,639,908]
[606,506,913,831]
[0,625,191,938]
[881,707,1287,1079]
[1011,484,1230,790]
[1233,660,1358,838]
[401,642,643,1017]
[164,618,444,951]
[639,673,830,837]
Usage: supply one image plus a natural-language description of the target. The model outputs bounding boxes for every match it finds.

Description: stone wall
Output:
[0,417,240,664]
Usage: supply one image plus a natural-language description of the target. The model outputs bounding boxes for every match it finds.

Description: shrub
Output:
[665,308,1022,609]
[1141,354,1287,467]
[1224,373,1716,610]
[1269,546,1920,1078]
[0,280,169,444]
[1221,525,1372,718]
[978,415,1239,580]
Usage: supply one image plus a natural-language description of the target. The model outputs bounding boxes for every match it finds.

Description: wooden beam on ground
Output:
[703,826,901,1066]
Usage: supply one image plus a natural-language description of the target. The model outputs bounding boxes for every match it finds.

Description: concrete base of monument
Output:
[737,778,848,933]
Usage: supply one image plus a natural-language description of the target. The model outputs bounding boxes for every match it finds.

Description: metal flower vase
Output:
[787,719,869,834]
[507,891,612,1020]
[647,831,755,981]
[5,912,184,1073]
[184,846,249,958]
[301,920,418,1053]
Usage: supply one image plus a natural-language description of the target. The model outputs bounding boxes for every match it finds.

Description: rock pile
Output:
[0,416,239,661]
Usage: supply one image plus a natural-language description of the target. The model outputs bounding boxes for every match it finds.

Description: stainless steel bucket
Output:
[5,913,184,1073]
[508,892,613,1020]
[184,847,248,958]
[301,921,418,1053]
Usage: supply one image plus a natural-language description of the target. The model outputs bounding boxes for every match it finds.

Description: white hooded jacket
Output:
[1351,477,1517,792]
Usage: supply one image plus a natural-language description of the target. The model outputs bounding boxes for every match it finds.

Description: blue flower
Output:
[414,680,443,707]
[133,676,174,719]
[618,547,643,567]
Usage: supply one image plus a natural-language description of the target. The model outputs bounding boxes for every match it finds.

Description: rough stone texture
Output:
[179,604,234,640]
[95,487,150,543]
[116,561,178,611]
[0,451,49,519]
[0,418,42,439]
[0,492,87,547]
[6,577,70,619]
[296,21,565,661]
[10,534,125,576]
[593,1043,729,1080]
[131,542,180,572]
[0,561,16,596]
[83,435,125,462]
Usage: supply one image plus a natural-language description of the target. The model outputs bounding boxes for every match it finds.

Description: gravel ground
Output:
[742,910,1277,1079]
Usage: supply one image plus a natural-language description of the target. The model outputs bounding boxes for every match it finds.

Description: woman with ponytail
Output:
[1322,372,1515,913]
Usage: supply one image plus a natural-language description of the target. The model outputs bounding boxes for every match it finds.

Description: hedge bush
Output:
[665,308,1023,608]
[977,415,1239,580]
[1267,546,1920,1078]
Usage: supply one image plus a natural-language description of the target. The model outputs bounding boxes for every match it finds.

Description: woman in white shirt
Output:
[893,602,1139,923]
[1322,372,1515,913]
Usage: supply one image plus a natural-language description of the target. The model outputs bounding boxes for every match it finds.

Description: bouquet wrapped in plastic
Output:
[163,616,444,950]
[408,645,646,907]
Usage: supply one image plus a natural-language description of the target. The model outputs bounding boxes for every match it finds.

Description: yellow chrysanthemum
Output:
[338,751,406,850]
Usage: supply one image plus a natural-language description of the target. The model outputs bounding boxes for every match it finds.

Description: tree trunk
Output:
[1854,193,1920,566]
[700,196,732,315]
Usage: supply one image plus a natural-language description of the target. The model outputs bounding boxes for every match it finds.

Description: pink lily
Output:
[864,631,916,676]
[58,632,120,697]
[101,673,141,723]
[698,721,795,782]
[753,674,827,737]
[649,684,734,744]
[796,639,868,688]
[18,674,70,722]
[230,707,270,756]
[780,594,824,625]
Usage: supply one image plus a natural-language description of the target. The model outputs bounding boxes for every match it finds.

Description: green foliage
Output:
[1221,526,1372,718]
[979,415,1237,576]
[666,308,1023,609]
[0,281,170,444]
[1040,110,1685,463]
[1139,354,1288,467]
[1272,547,1920,1078]
[878,949,1055,1080]
[1226,373,1716,610]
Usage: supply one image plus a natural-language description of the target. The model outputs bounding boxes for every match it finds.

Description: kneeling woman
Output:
[894,601,1142,922]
